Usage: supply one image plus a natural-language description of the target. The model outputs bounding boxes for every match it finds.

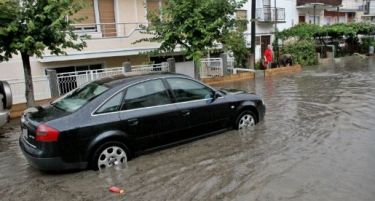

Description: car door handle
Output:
[181,110,191,117]
[128,119,139,126]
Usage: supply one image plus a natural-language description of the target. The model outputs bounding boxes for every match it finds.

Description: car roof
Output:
[94,72,190,88]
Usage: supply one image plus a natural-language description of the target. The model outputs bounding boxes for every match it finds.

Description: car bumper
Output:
[19,137,87,171]
[0,110,10,127]
[257,103,266,122]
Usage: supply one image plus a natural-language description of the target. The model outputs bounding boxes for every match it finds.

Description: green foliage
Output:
[282,39,318,66]
[220,20,249,68]
[137,0,247,63]
[360,37,375,53]
[0,0,19,26]
[0,0,88,61]
[279,23,375,65]
[279,23,321,40]
[254,61,262,70]
[280,22,375,41]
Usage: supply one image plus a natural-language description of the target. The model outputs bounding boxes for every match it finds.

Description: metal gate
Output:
[56,63,169,95]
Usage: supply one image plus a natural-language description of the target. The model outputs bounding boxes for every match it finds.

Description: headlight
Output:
[20,114,26,124]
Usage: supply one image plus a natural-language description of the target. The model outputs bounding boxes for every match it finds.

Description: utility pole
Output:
[251,0,256,69]
[274,0,278,66]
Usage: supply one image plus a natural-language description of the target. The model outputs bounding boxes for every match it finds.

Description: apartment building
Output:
[0,0,170,80]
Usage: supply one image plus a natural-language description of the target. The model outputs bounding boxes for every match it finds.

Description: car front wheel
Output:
[235,111,257,130]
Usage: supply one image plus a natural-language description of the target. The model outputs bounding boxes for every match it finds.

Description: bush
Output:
[282,39,318,66]
[254,61,262,70]
[360,37,375,54]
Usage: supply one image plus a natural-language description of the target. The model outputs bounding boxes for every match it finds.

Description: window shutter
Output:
[70,0,96,24]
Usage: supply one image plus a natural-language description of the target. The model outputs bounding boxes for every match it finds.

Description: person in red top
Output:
[264,45,273,69]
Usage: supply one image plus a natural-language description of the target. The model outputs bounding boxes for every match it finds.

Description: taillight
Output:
[36,124,60,142]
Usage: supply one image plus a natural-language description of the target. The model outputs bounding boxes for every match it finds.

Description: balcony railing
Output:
[256,7,286,23]
[72,22,148,39]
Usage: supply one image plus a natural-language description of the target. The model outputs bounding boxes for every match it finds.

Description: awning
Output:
[297,3,338,9]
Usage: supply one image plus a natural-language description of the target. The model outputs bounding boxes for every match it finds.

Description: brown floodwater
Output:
[1,56,375,201]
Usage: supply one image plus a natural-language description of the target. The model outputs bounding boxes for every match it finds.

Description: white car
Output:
[0,81,12,127]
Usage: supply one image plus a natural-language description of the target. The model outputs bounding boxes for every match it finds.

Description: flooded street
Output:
[1,57,375,201]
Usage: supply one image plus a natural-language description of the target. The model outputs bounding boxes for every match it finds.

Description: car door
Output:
[165,77,232,138]
[118,79,184,152]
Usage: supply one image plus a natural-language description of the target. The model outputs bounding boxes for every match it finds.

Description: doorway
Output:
[299,15,306,24]
[260,35,271,58]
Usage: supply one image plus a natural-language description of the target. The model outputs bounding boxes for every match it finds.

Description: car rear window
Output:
[52,82,109,112]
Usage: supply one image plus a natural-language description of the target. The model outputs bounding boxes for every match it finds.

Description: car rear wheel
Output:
[91,141,129,170]
[235,110,257,130]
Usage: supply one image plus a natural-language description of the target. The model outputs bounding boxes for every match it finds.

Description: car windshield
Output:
[52,82,109,112]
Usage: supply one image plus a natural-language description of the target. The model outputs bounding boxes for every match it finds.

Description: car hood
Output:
[220,88,262,101]
[220,88,248,95]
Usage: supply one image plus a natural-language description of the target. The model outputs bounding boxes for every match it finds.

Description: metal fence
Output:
[200,58,224,78]
[6,76,51,104]
[131,63,169,74]
[256,7,286,22]
[56,63,169,96]
[227,58,235,69]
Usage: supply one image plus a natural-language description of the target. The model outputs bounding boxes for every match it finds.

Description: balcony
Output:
[256,7,286,23]
[39,22,159,62]
[297,0,341,6]
[72,22,148,39]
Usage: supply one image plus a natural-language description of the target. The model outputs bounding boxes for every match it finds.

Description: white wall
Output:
[176,61,195,78]
[342,0,364,10]
[369,0,375,15]
[278,0,299,31]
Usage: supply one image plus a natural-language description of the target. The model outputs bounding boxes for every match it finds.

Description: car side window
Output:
[166,78,214,102]
[122,79,171,110]
[95,91,124,114]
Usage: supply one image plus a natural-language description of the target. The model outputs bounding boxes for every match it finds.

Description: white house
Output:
[362,0,375,22]
[240,0,298,61]
[297,0,365,25]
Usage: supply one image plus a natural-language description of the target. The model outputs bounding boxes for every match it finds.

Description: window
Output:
[52,64,103,74]
[52,82,109,112]
[166,78,214,102]
[95,92,124,114]
[308,16,320,25]
[70,0,96,31]
[235,10,248,30]
[122,79,171,110]
[236,10,247,20]
[147,0,162,15]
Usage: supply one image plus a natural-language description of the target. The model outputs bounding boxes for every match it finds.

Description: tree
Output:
[221,18,249,68]
[137,0,246,78]
[0,0,87,107]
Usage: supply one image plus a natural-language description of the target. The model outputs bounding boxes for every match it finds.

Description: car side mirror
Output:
[212,91,221,100]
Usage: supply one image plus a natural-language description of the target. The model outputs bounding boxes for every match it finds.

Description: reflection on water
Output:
[1,56,375,201]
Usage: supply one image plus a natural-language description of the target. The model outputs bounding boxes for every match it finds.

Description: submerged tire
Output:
[91,141,129,171]
[235,110,257,130]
